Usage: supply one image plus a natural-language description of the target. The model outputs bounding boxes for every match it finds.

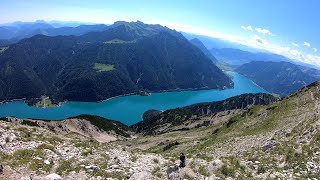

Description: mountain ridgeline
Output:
[132,93,278,135]
[236,61,320,96]
[189,38,218,63]
[0,21,233,102]
[209,48,294,66]
[0,22,110,45]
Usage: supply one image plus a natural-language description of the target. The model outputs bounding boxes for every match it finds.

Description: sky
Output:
[1,0,320,67]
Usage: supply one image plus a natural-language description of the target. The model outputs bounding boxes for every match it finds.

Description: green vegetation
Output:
[104,38,136,44]
[26,96,58,108]
[133,93,277,135]
[5,137,10,143]
[236,61,318,96]
[198,166,209,176]
[0,117,9,122]
[163,141,180,152]
[220,164,236,177]
[0,21,232,102]
[151,166,162,178]
[93,63,115,72]
[216,62,234,71]
[257,165,266,174]
[81,149,93,156]
[35,98,57,108]
[37,144,56,152]
[153,158,159,164]
[69,115,131,137]
[0,148,53,172]
[130,155,138,162]
[0,47,8,53]
[21,120,39,127]
[56,159,80,175]
[46,135,64,145]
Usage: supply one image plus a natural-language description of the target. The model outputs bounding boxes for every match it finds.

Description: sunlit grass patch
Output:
[0,47,8,53]
[104,38,136,44]
[93,63,115,72]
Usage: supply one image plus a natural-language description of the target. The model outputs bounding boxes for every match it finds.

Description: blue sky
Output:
[1,0,320,66]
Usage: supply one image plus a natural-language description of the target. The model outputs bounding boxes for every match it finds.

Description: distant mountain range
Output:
[0,21,111,45]
[0,21,232,102]
[209,47,320,69]
[182,32,260,52]
[210,48,291,66]
[236,61,320,96]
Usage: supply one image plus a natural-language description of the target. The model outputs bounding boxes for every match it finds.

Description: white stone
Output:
[19,177,31,180]
[44,160,50,165]
[110,164,120,169]
[46,173,62,180]
[85,165,98,170]
[34,157,42,160]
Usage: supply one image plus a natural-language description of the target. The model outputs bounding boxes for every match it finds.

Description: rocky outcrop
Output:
[2,115,133,142]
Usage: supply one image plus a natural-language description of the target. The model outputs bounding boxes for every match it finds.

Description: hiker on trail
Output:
[179,153,186,168]
[0,164,3,175]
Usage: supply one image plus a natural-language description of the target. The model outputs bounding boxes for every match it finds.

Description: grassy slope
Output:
[68,115,131,137]
[122,82,320,178]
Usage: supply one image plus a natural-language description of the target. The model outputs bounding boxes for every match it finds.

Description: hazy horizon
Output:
[1,0,319,67]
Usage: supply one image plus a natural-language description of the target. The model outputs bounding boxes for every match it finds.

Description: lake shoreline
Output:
[0,83,235,106]
[0,70,236,105]
[0,71,268,125]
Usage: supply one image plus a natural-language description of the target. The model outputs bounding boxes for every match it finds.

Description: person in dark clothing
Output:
[179,153,186,168]
[0,164,3,175]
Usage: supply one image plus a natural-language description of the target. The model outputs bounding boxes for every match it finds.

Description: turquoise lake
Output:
[0,72,268,125]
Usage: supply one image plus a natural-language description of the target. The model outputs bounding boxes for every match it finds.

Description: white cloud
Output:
[255,27,272,35]
[303,41,311,47]
[313,48,318,52]
[291,43,299,47]
[241,25,253,31]
[149,20,320,67]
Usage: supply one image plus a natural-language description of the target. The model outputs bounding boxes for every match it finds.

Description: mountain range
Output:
[0,22,110,45]
[236,61,320,96]
[0,21,233,102]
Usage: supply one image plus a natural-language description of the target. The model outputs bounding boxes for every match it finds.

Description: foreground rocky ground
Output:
[0,83,320,179]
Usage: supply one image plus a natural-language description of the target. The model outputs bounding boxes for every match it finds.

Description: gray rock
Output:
[262,140,279,152]
[167,165,180,180]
